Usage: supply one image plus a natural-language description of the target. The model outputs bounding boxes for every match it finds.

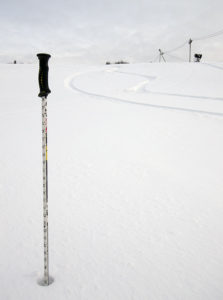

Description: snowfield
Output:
[1,61,223,300]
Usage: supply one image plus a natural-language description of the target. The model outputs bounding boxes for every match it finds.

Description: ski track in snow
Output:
[116,69,223,102]
[65,68,223,118]
[201,62,223,71]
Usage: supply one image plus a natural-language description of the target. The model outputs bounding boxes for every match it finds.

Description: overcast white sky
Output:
[1,0,223,63]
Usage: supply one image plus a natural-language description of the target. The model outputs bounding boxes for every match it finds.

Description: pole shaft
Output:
[42,96,49,285]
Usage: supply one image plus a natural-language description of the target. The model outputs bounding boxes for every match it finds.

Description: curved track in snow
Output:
[116,69,223,102]
[65,68,223,117]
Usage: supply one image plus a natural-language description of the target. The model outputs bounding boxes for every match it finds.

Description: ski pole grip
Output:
[37,53,51,98]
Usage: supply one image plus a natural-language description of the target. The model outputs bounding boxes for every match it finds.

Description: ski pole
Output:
[37,53,51,286]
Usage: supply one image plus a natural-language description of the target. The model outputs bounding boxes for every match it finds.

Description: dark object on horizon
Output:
[115,60,129,64]
[14,60,17,64]
[106,60,129,65]
[194,54,202,62]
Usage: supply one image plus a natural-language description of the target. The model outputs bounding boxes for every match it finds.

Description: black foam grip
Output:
[37,53,51,98]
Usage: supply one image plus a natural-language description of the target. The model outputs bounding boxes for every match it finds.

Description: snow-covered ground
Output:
[1,61,223,300]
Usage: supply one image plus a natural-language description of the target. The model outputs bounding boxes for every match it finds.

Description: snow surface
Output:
[1,62,223,300]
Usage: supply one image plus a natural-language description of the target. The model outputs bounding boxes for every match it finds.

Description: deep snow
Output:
[0,62,223,300]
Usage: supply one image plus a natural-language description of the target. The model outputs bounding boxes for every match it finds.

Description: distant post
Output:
[188,39,193,62]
